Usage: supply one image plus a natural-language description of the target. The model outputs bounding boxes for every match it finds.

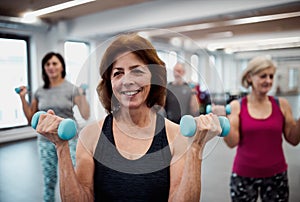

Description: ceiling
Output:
[0,0,152,23]
[0,0,300,52]
[144,1,300,50]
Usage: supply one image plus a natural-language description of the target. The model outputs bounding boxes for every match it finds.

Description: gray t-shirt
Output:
[34,80,80,140]
[165,82,193,124]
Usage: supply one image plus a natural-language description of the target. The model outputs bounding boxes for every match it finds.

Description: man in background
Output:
[164,62,200,123]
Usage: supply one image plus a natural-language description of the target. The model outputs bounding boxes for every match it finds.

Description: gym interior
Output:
[0,1,300,201]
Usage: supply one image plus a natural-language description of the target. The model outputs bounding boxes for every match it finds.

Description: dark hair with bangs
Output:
[41,52,66,89]
[97,33,167,114]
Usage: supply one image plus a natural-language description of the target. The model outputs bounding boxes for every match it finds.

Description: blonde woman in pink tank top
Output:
[222,56,300,202]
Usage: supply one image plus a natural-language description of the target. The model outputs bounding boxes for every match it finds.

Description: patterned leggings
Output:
[38,137,77,202]
[230,171,289,202]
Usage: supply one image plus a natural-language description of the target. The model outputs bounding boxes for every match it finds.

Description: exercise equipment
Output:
[80,83,88,90]
[206,104,231,115]
[31,111,77,140]
[15,86,29,94]
[180,115,230,137]
[80,83,88,95]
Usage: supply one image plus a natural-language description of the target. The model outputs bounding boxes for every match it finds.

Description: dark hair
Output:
[97,33,167,114]
[42,52,66,88]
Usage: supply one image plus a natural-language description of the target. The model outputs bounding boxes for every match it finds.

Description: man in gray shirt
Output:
[164,62,200,124]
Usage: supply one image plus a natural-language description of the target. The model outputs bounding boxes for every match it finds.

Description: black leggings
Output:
[230,171,289,202]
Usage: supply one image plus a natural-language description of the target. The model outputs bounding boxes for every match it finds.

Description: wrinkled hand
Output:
[191,113,222,149]
[18,86,28,97]
[211,104,227,116]
[36,110,65,145]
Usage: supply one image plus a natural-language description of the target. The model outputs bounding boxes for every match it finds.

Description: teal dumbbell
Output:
[179,115,230,137]
[15,86,30,94]
[80,83,88,90]
[80,83,88,95]
[206,104,231,115]
[31,111,77,140]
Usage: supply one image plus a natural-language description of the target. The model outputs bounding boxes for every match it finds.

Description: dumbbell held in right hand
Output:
[206,104,231,115]
[31,111,77,140]
[80,83,88,95]
[180,115,230,137]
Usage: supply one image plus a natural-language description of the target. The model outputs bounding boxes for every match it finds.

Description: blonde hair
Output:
[241,56,276,88]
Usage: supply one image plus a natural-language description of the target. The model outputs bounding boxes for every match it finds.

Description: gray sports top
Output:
[34,80,79,140]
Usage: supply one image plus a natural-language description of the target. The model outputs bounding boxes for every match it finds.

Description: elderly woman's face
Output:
[248,67,275,94]
[110,52,151,109]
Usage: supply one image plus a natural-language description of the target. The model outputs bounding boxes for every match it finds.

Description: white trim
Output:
[0,127,37,143]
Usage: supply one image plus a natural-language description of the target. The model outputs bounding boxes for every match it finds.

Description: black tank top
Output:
[93,113,172,202]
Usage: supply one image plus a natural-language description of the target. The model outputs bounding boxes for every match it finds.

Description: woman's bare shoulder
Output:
[278,97,292,116]
[165,118,180,141]
[229,99,241,114]
[278,97,289,107]
[164,118,191,163]
[78,119,105,155]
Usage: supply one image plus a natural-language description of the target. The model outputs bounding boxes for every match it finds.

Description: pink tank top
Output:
[232,96,287,178]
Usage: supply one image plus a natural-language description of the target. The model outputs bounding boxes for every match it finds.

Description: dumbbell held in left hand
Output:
[31,111,77,140]
[206,104,231,115]
[179,115,230,137]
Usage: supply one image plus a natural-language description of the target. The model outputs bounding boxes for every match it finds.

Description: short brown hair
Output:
[97,33,167,114]
[241,55,276,88]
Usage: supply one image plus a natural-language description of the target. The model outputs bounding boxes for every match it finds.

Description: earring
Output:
[111,103,120,114]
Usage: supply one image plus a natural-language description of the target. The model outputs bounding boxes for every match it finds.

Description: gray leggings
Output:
[230,171,289,202]
[38,138,77,202]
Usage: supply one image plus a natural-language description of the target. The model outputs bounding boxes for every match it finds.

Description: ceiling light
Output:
[21,15,39,24]
[22,0,96,19]
[206,31,233,39]
[170,37,182,47]
[169,11,300,33]
[230,11,300,26]
[207,37,300,52]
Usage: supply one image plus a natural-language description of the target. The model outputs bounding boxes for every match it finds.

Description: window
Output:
[0,34,30,129]
[157,50,177,82]
[64,41,89,84]
[288,68,299,90]
[190,54,199,83]
[64,41,90,125]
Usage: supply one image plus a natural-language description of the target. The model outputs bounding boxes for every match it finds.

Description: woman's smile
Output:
[120,88,142,96]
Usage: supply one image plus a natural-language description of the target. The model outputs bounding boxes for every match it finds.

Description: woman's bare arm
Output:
[74,94,90,120]
[279,98,300,146]
[223,100,240,148]
[18,86,38,124]
[36,111,99,202]
[167,114,221,202]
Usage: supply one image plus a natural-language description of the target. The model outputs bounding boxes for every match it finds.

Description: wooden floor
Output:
[0,137,299,202]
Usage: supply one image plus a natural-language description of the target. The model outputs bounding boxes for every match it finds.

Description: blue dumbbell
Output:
[15,86,30,94]
[206,104,231,115]
[80,84,88,95]
[179,115,230,137]
[80,83,88,90]
[31,111,77,140]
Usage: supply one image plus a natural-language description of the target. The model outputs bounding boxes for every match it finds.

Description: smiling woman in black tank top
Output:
[33,33,223,202]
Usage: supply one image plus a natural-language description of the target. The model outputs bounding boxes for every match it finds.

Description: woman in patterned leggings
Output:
[17,52,90,202]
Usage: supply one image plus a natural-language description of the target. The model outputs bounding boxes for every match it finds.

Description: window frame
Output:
[0,33,31,129]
